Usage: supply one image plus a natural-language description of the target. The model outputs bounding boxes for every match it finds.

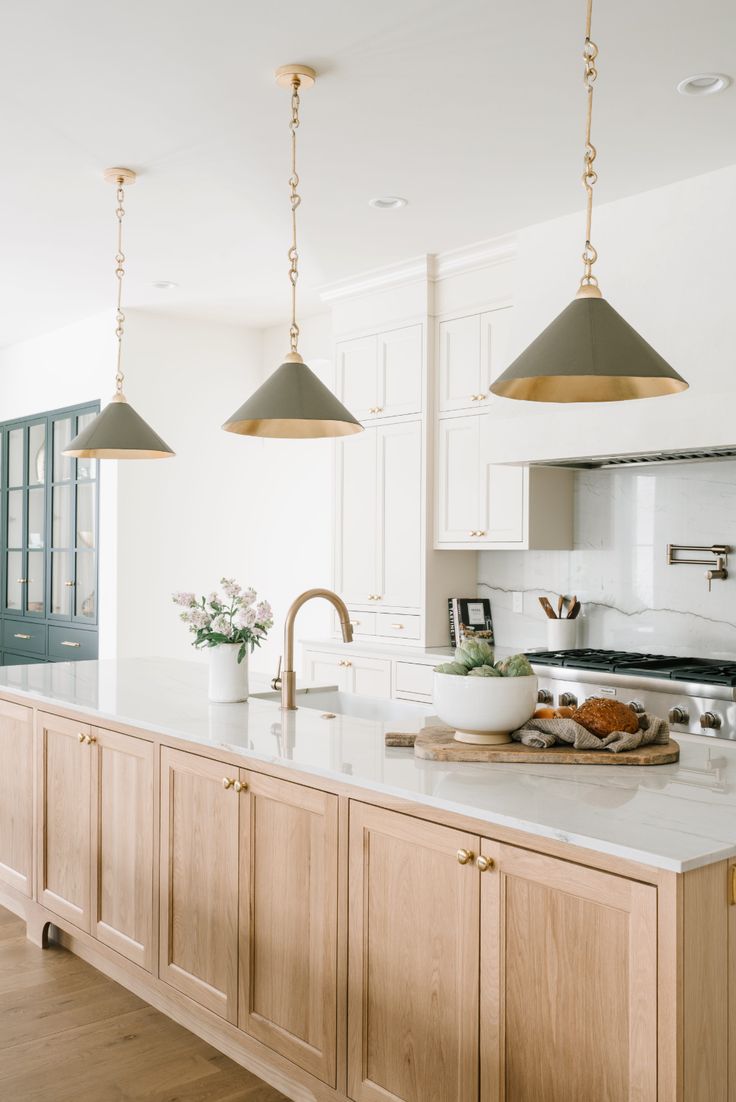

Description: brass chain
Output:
[288,77,302,353]
[114,179,126,393]
[580,0,599,288]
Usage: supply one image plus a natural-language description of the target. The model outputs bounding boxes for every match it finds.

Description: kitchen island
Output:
[0,658,733,1101]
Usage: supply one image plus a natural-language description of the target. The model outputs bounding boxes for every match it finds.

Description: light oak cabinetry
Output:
[239,772,338,1084]
[0,699,33,896]
[37,712,154,964]
[479,839,657,1102]
[160,748,340,1086]
[348,805,658,1102]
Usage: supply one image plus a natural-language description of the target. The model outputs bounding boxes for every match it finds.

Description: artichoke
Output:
[467,664,501,677]
[455,638,495,670]
[494,653,535,678]
[434,661,469,676]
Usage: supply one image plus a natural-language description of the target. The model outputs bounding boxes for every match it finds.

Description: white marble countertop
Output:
[2,657,736,874]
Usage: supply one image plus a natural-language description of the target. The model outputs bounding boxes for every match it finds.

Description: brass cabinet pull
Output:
[349,619,361,626]
[477,531,486,537]
[390,623,404,629]
[456,848,474,865]
[64,580,76,587]
[234,780,247,793]
[78,732,86,743]
[471,394,487,402]
[338,659,352,668]
[60,640,81,648]
[730,865,736,906]
[13,633,31,640]
[16,578,28,584]
[85,734,96,745]
[468,531,478,537]
[476,854,495,873]
[368,406,384,414]
[222,777,235,789]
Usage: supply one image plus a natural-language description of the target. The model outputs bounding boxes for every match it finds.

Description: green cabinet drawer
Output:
[3,652,45,666]
[3,620,47,655]
[48,626,98,661]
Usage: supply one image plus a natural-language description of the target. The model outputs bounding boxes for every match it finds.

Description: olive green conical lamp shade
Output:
[223,354,363,438]
[64,394,175,459]
[490,293,688,403]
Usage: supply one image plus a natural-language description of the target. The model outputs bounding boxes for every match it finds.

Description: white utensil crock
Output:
[546,618,579,650]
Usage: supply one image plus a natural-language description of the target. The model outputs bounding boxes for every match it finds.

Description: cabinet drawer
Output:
[395,661,434,697]
[48,626,98,661]
[3,620,47,655]
[337,609,376,636]
[3,652,45,666]
[376,613,421,640]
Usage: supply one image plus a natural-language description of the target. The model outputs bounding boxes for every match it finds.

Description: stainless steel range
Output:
[525,649,736,741]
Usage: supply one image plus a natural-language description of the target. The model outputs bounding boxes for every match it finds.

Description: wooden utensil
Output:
[539,596,557,619]
[557,595,565,618]
[567,600,581,620]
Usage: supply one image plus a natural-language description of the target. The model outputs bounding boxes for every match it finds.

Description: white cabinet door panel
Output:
[378,325,422,418]
[480,306,514,394]
[438,314,482,413]
[377,421,422,609]
[337,335,377,421]
[337,431,377,604]
[437,415,480,543]
[346,655,391,698]
[480,463,525,544]
[303,650,349,690]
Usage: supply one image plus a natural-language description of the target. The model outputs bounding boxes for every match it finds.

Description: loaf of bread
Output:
[571,697,640,737]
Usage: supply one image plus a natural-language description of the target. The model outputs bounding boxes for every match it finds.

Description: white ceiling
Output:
[0,0,734,348]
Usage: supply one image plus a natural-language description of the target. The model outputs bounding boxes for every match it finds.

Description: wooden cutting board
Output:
[386,725,680,765]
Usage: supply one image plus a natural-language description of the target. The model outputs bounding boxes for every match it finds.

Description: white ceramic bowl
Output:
[433,671,538,745]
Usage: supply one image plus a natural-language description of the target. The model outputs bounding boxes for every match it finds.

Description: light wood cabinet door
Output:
[480,840,658,1102]
[336,428,378,605]
[0,699,33,896]
[337,334,378,421]
[92,728,154,971]
[377,324,422,418]
[239,772,338,1085]
[436,414,481,543]
[159,747,240,1022]
[37,712,93,930]
[348,803,480,1102]
[376,420,422,608]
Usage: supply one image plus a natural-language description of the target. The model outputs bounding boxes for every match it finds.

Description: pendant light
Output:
[490,1,688,403]
[223,65,363,438]
[65,169,174,459]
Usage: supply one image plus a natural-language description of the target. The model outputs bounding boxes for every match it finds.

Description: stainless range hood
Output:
[531,445,736,470]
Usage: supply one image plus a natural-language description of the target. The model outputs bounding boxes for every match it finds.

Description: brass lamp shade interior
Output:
[489,296,689,403]
[223,357,363,438]
[64,394,175,459]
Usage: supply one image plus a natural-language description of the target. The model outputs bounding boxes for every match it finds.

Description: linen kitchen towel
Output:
[511,713,670,753]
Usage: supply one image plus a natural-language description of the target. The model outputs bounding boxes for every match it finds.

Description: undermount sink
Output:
[252,687,436,726]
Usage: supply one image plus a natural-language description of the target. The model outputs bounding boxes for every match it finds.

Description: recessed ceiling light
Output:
[152,280,179,290]
[676,73,732,96]
[368,196,408,210]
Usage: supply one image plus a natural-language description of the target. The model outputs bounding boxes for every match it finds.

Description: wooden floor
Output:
[0,907,287,1101]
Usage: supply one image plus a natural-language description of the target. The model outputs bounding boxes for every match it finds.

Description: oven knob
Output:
[627,700,646,714]
[668,706,689,725]
[558,691,578,708]
[537,689,553,704]
[700,711,722,730]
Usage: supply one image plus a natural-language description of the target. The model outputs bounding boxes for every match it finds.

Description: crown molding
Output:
[318,235,517,305]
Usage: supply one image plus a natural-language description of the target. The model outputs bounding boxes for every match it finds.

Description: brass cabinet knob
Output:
[476,854,495,873]
[390,623,404,630]
[86,734,96,745]
[456,848,474,865]
[233,780,247,793]
[78,732,86,743]
[222,777,235,789]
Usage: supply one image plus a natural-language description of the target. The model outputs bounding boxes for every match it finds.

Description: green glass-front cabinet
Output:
[0,402,100,666]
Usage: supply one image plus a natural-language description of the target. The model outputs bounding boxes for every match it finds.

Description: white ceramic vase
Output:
[433,671,538,745]
[208,643,249,703]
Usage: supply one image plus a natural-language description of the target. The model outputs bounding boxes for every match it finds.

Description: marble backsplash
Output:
[478,460,736,659]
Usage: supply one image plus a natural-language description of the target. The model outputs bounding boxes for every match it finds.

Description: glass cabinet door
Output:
[4,421,47,617]
[49,415,75,619]
[73,411,97,623]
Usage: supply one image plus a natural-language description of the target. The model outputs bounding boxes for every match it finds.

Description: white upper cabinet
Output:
[437,307,512,413]
[377,420,422,608]
[436,411,572,549]
[336,420,422,612]
[337,324,422,421]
